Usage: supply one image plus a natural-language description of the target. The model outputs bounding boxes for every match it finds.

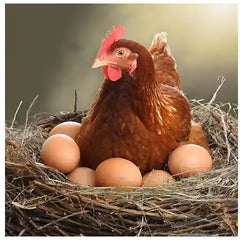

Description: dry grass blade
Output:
[10,100,23,129]
[207,76,226,107]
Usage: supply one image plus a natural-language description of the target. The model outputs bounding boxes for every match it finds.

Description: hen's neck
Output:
[129,50,161,102]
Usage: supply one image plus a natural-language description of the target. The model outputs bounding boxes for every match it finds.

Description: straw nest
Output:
[5,86,238,236]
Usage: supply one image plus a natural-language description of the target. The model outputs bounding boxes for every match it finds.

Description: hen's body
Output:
[77,34,191,173]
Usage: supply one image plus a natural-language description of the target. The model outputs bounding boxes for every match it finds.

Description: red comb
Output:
[97,25,125,59]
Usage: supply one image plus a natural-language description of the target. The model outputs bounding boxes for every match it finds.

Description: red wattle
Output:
[107,67,122,81]
[102,66,122,81]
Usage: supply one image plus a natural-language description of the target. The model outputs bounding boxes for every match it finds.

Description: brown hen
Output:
[77,26,207,174]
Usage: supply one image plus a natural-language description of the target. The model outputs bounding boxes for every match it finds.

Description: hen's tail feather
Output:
[149,32,182,90]
[150,33,169,54]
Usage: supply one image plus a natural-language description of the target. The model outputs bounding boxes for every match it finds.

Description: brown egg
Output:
[95,158,142,187]
[168,144,212,178]
[142,170,175,187]
[68,167,96,186]
[41,134,80,173]
[49,121,81,140]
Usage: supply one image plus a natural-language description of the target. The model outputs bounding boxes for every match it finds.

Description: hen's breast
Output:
[78,102,169,173]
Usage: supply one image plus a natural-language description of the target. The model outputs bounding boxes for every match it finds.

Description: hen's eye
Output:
[116,49,125,58]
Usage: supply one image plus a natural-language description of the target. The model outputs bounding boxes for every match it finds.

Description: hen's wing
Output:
[149,32,182,90]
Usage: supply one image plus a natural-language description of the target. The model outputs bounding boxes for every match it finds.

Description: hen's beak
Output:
[91,59,109,69]
[92,58,116,69]
[92,59,105,68]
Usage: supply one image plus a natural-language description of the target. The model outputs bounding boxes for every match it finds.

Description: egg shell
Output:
[95,158,142,187]
[41,134,80,173]
[168,144,212,178]
[49,121,81,140]
[68,167,96,186]
[142,170,175,187]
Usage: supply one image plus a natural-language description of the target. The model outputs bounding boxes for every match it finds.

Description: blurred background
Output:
[6,4,238,123]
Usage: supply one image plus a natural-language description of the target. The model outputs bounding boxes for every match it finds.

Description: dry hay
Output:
[5,90,238,236]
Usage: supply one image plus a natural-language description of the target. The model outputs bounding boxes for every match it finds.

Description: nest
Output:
[5,92,238,236]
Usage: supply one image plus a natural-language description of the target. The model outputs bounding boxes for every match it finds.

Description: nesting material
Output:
[5,98,237,236]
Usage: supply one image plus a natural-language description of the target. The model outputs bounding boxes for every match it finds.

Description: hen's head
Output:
[92,25,141,81]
